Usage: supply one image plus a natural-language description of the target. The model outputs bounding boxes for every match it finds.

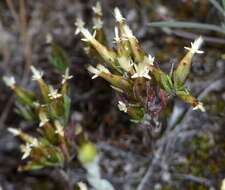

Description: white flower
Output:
[114,7,125,23]
[21,143,32,160]
[87,64,110,79]
[8,127,21,136]
[131,62,151,80]
[38,111,49,127]
[3,76,16,88]
[74,19,96,42]
[54,120,64,137]
[147,54,155,65]
[193,102,206,112]
[30,66,44,81]
[92,2,102,16]
[62,68,73,84]
[93,18,103,29]
[30,138,39,147]
[117,56,133,72]
[184,36,204,54]
[123,25,135,39]
[221,179,225,190]
[20,138,38,160]
[74,18,85,35]
[48,86,62,100]
[118,101,127,113]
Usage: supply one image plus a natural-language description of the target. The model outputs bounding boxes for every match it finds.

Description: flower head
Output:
[62,68,73,84]
[117,56,133,72]
[74,18,85,35]
[131,62,151,80]
[123,25,135,39]
[87,64,110,79]
[3,76,16,88]
[38,111,49,127]
[48,86,62,100]
[54,120,64,137]
[114,7,125,23]
[93,18,103,29]
[92,2,102,16]
[31,66,44,81]
[193,102,205,112]
[75,19,96,42]
[184,36,204,54]
[21,143,32,160]
[147,54,155,65]
[118,101,127,113]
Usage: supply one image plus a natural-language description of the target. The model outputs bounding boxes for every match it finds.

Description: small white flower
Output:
[21,143,32,160]
[93,18,103,29]
[80,29,96,42]
[87,64,110,79]
[184,36,204,54]
[3,76,16,88]
[38,111,49,127]
[8,127,21,136]
[74,19,96,42]
[193,102,206,112]
[92,2,102,16]
[48,86,62,100]
[30,66,44,81]
[221,179,225,190]
[131,62,151,80]
[114,7,125,23]
[30,138,39,147]
[123,25,135,39]
[62,68,73,84]
[74,18,85,35]
[117,56,133,72]
[54,120,64,137]
[118,101,127,113]
[147,54,155,65]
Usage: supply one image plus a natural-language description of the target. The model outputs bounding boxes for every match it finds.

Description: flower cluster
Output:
[3,66,73,170]
[75,4,205,125]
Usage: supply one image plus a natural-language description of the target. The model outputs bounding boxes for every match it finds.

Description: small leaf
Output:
[49,43,69,72]
[150,66,174,93]
[173,52,192,87]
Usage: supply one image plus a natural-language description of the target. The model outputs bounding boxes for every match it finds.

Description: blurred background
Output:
[0,0,225,189]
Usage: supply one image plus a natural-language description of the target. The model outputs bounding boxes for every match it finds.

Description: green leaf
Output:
[15,105,37,122]
[223,0,225,9]
[173,52,192,87]
[150,67,174,93]
[49,43,69,72]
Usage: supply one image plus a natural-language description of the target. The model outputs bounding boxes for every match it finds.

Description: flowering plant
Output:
[75,3,205,128]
